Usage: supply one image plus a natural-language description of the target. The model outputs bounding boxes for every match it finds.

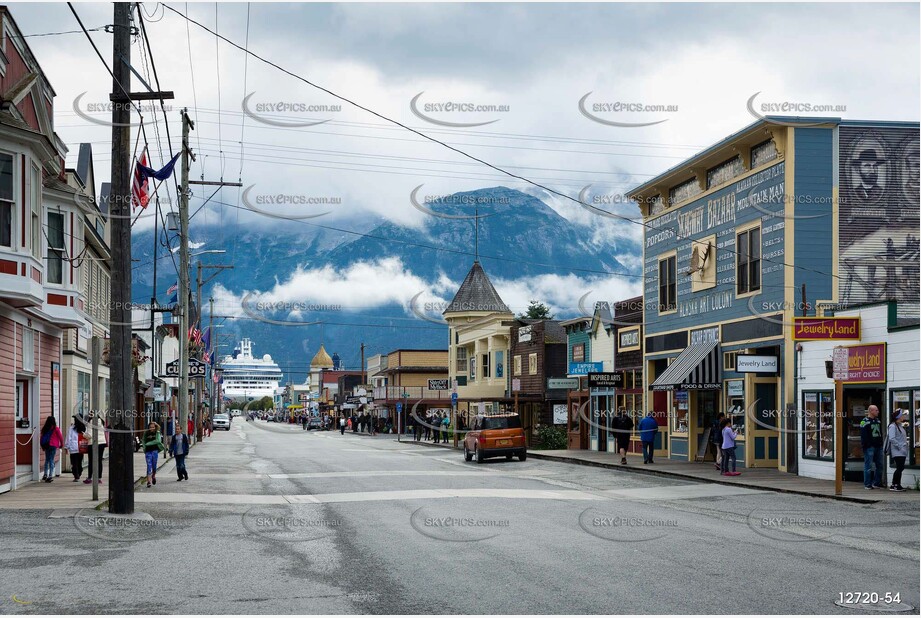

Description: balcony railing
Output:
[373,386,453,401]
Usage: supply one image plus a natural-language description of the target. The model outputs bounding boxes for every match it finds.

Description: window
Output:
[890,389,919,468]
[803,391,834,460]
[672,389,688,434]
[482,415,522,430]
[751,139,778,168]
[658,255,677,313]
[724,351,738,371]
[528,353,537,375]
[707,156,744,189]
[736,226,761,295]
[468,356,476,381]
[22,328,34,372]
[456,347,467,372]
[513,355,522,376]
[669,177,702,206]
[47,212,65,284]
[31,165,41,260]
[494,350,504,378]
[77,371,91,416]
[0,153,13,247]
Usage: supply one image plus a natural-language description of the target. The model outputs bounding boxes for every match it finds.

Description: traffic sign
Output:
[512,378,521,392]
[451,392,458,406]
[396,402,403,413]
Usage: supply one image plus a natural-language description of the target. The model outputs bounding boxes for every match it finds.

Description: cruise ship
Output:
[219,339,283,402]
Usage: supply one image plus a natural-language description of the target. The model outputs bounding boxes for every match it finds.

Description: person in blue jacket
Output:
[638,412,659,464]
[169,426,190,481]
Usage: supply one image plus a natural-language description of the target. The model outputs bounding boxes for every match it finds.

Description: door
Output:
[749,381,779,468]
[843,389,885,482]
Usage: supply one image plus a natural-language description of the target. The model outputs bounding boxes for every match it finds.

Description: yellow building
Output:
[444,261,515,421]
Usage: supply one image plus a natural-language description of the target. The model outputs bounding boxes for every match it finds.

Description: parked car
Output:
[306,417,324,430]
[212,413,231,431]
[463,413,527,463]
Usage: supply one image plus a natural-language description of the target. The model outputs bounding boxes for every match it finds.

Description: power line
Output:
[161,2,847,285]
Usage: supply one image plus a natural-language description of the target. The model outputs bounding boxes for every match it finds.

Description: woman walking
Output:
[64,415,87,481]
[39,415,64,482]
[83,412,108,484]
[720,418,741,476]
[142,422,166,488]
[887,410,909,491]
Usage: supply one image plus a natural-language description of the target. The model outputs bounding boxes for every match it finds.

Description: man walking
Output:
[339,416,346,435]
[710,412,725,470]
[860,405,885,489]
[170,426,190,481]
[638,412,658,464]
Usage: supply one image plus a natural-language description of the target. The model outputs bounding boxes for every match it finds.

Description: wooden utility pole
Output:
[196,261,232,440]
[835,378,844,495]
[178,109,193,438]
[108,3,134,514]
[90,336,100,502]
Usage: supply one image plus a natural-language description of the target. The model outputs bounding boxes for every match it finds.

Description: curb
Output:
[397,440,881,505]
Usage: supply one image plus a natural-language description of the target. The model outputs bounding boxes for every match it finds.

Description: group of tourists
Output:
[40,412,107,484]
[860,405,909,491]
[410,411,455,443]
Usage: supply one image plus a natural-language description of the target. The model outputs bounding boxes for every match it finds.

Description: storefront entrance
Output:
[843,387,886,483]
[748,379,779,468]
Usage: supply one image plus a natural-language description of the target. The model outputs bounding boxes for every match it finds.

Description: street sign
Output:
[512,378,521,392]
[547,378,579,390]
[345,396,362,404]
[396,402,403,413]
[451,392,458,406]
[163,358,207,379]
[428,379,449,390]
[298,394,308,402]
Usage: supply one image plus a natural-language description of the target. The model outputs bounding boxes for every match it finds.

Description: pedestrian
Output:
[83,412,107,485]
[710,413,725,470]
[441,413,451,444]
[339,416,346,435]
[720,418,740,476]
[165,415,175,453]
[142,422,166,488]
[170,426,190,482]
[422,412,431,441]
[886,409,908,492]
[302,415,308,431]
[614,410,633,465]
[39,415,64,482]
[638,412,658,464]
[187,417,194,439]
[65,414,87,481]
[860,405,885,489]
[351,415,358,433]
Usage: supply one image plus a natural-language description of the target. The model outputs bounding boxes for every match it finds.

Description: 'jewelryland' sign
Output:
[793,317,860,341]
[838,343,886,384]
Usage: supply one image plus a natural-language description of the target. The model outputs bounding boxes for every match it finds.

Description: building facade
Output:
[509,320,567,445]
[373,349,449,430]
[630,117,919,471]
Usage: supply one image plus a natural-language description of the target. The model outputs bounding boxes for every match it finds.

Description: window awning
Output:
[651,340,722,391]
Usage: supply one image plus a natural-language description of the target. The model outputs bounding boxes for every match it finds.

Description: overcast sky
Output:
[11,2,920,318]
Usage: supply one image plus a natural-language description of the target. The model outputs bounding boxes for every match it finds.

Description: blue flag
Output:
[137,152,180,182]
[167,291,178,305]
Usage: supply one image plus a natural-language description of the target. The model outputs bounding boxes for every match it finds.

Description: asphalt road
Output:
[1,419,918,615]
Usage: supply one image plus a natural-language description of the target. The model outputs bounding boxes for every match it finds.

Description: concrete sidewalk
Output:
[400,439,920,505]
[0,446,180,510]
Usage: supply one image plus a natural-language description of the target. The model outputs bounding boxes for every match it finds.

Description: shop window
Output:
[672,390,689,434]
[726,380,745,440]
[803,391,834,460]
[528,353,537,375]
[658,255,677,313]
[736,226,761,295]
[47,211,65,284]
[77,371,91,416]
[0,153,13,248]
[513,355,521,376]
[891,389,919,468]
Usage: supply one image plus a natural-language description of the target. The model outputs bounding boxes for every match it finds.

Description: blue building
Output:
[629,117,919,472]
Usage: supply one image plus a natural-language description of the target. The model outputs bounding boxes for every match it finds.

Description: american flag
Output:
[167,281,178,295]
[188,326,203,346]
[131,151,150,210]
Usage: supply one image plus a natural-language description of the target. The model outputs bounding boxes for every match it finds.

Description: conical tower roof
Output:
[443,261,511,315]
[310,344,334,368]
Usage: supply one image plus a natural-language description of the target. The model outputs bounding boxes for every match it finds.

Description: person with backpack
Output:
[720,418,740,476]
[886,410,908,492]
[64,414,87,482]
[638,412,658,464]
[142,422,166,488]
[441,413,451,444]
[40,415,64,482]
[710,412,725,470]
[860,405,885,489]
[170,426,190,482]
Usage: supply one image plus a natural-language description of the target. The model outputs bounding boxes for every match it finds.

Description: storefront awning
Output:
[651,340,721,391]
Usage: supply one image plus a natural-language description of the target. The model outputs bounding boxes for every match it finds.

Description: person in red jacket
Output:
[40,415,64,482]
[187,417,194,438]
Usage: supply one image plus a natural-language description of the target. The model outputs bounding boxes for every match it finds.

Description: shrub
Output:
[535,424,567,450]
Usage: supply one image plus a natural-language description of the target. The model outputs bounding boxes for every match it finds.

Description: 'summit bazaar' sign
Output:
[793,317,861,341]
